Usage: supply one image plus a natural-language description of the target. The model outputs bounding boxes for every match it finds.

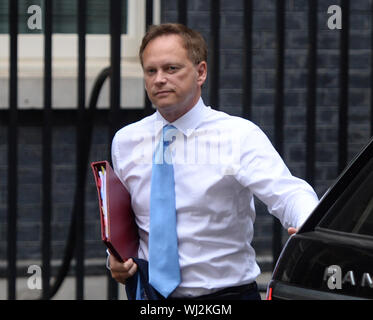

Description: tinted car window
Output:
[318,156,373,237]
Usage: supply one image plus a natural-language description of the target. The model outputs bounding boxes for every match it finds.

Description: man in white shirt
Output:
[109,23,319,300]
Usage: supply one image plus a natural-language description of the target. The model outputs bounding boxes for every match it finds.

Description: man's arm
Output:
[110,133,139,284]
[235,123,319,229]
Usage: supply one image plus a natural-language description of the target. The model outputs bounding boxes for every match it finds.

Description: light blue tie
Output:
[149,124,181,298]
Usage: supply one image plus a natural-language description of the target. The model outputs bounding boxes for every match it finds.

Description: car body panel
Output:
[267,137,373,300]
[270,230,373,299]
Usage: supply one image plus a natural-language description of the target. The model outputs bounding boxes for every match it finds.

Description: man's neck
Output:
[157,96,201,123]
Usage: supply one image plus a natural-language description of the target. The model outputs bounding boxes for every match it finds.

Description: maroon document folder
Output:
[91,161,139,262]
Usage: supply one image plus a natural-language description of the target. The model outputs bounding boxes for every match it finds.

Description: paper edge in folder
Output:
[91,160,139,262]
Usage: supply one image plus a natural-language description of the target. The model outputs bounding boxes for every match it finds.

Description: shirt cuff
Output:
[106,249,111,271]
[289,193,319,229]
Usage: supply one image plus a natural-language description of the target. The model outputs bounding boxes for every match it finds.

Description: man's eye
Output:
[146,69,156,75]
[168,66,178,72]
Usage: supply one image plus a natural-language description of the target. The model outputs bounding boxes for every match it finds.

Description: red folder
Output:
[91,161,139,262]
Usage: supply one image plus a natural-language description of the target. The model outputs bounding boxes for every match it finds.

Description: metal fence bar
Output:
[109,0,122,137]
[178,0,188,26]
[3,0,361,301]
[144,0,154,116]
[370,3,373,137]
[242,0,253,120]
[146,0,153,28]
[272,0,286,268]
[41,0,53,300]
[108,0,123,300]
[338,0,349,173]
[209,0,220,110]
[7,0,19,301]
[75,0,87,300]
[306,0,318,186]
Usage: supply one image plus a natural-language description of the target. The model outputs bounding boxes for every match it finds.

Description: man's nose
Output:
[154,71,167,85]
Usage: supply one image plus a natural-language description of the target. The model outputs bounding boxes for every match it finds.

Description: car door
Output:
[267,138,373,300]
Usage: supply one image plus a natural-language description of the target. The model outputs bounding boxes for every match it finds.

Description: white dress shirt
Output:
[111,97,319,297]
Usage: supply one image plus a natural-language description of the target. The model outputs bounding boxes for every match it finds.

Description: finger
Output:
[127,262,138,277]
[123,259,137,275]
[123,258,134,271]
[112,262,137,284]
[287,227,297,235]
[109,254,122,269]
[111,266,128,283]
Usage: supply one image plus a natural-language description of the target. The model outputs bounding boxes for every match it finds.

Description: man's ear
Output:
[196,61,207,87]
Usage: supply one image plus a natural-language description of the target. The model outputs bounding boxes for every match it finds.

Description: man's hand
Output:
[287,227,298,236]
[109,255,138,284]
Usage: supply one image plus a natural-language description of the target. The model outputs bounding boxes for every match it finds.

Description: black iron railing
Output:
[7,0,18,301]
[3,0,367,299]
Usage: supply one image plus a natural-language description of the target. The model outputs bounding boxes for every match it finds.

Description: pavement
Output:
[0,272,272,300]
[0,257,273,300]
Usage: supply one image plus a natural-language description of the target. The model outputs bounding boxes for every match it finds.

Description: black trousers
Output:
[170,282,261,300]
[126,258,262,300]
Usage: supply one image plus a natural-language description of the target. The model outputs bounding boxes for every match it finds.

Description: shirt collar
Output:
[154,97,208,137]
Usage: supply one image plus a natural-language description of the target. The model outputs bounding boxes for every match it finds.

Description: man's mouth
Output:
[155,90,173,96]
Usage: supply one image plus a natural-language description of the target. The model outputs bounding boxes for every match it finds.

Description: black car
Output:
[267,137,373,300]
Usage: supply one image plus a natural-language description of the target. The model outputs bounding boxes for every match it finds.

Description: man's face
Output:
[142,34,207,122]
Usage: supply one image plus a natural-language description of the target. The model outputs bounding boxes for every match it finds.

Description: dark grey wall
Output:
[0,124,110,261]
[162,0,373,255]
[1,0,372,266]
